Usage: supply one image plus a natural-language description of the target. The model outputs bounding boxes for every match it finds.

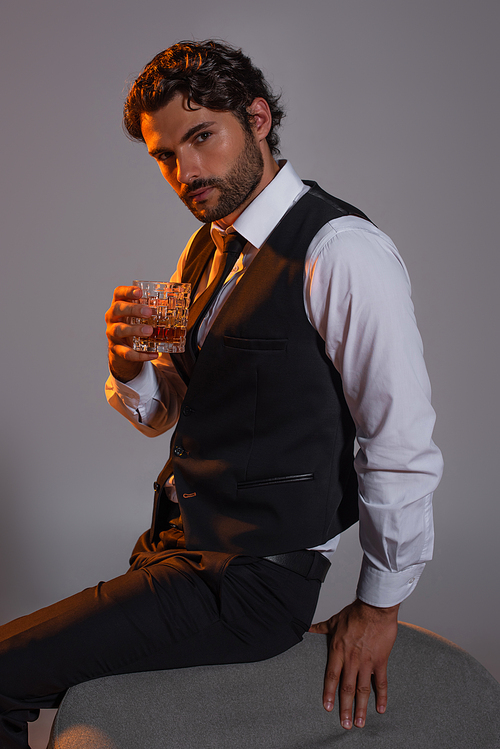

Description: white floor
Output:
[28,709,57,749]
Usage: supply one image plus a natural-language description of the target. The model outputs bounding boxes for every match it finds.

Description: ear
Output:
[247,97,273,142]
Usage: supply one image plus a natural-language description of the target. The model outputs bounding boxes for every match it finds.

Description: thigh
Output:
[0,555,321,748]
[161,557,322,669]
[0,555,321,703]
[0,559,220,704]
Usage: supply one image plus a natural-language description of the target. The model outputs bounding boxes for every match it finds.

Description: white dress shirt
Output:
[106,161,443,608]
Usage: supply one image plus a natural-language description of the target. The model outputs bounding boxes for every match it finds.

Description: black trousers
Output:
[0,528,322,749]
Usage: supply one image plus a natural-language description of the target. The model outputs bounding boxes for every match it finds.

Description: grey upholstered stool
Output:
[48,623,500,749]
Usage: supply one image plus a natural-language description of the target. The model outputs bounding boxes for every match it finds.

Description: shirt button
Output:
[174,446,185,457]
[408,577,415,584]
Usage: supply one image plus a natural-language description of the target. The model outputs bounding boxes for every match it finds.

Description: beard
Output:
[179,131,264,223]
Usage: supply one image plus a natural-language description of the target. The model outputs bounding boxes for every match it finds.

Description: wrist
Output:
[354,598,400,617]
[109,356,144,384]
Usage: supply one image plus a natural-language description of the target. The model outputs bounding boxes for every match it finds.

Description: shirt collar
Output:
[212,161,309,250]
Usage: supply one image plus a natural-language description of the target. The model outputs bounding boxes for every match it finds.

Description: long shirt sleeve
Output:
[105,355,186,437]
[304,215,443,606]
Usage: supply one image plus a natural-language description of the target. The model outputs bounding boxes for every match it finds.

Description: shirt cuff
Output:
[356,555,425,608]
[107,361,159,411]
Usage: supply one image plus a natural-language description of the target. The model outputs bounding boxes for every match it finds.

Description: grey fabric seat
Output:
[48,623,500,749]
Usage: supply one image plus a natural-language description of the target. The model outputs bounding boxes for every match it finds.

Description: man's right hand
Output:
[105,285,158,383]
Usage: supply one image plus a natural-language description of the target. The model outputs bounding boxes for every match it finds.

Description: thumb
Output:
[309,620,331,634]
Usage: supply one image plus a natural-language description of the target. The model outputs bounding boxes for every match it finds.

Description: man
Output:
[0,40,442,746]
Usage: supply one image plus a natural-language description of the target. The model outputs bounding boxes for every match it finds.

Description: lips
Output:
[188,186,214,203]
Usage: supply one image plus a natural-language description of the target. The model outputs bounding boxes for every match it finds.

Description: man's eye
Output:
[197,132,211,142]
[158,152,174,162]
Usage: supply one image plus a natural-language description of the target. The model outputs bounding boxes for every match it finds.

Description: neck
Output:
[217,155,280,229]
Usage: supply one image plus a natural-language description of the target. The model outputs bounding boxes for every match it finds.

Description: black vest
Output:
[152,183,369,556]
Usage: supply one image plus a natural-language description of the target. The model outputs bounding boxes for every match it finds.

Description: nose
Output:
[175,150,199,186]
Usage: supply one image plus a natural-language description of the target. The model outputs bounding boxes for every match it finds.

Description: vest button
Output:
[173,445,185,457]
[182,405,193,416]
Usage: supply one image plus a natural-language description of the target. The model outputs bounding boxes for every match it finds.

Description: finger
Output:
[112,285,143,302]
[352,667,373,728]
[110,342,158,362]
[107,301,154,324]
[373,664,389,714]
[108,321,154,342]
[338,666,358,730]
[322,647,342,714]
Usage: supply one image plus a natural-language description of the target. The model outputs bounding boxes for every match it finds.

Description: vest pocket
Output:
[237,473,314,490]
[223,336,287,351]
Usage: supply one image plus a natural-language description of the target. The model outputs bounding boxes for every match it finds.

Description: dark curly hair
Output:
[123,40,285,155]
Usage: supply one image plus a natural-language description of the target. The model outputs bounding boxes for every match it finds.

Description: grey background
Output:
[1,0,498,721]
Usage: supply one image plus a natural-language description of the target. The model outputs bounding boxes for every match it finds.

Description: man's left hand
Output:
[309,598,399,729]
